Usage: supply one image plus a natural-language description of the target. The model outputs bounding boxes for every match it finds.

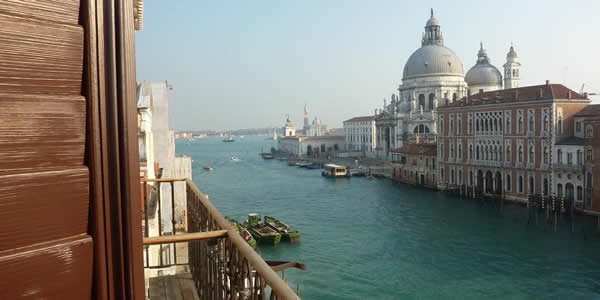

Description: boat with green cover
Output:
[244,213,281,245]
[264,216,301,243]
[225,216,257,250]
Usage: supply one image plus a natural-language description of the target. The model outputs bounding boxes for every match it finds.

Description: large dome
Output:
[465,43,502,87]
[402,45,465,80]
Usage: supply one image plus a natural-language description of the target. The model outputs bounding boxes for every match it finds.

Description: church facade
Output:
[375,9,521,160]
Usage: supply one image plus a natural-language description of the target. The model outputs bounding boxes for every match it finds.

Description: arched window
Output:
[587,172,593,188]
[557,115,563,135]
[428,93,435,110]
[518,145,523,163]
[518,116,523,133]
[418,94,425,110]
[519,176,523,193]
[506,116,511,134]
[458,169,463,185]
[506,174,511,192]
[577,150,582,164]
[577,186,583,201]
[452,93,457,102]
[543,146,549,164]
[484,145,489,160]
[458,143,462,159]
[451,169,455,184]
[586,125,594,138]
[529,177,534,194]
[529,115,534,132]
[469,144,473,159]
[450,143,455,159]
[543,178,548,196]
[469,171,473,186]
[476,145,480,160]
[506,145,511,162]
[494,146,498,161]
[529,146,534,164]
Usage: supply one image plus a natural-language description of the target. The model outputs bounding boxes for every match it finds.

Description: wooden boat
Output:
[321,164,350,177]
[202,166,213,171]
[264,216,300,243]
[244,213,281,245]
[225,217,256,249]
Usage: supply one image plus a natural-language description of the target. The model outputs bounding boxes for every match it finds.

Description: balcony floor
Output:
[148,270,199,300]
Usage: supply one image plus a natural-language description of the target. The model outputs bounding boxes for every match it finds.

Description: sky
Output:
[136,0,600,131]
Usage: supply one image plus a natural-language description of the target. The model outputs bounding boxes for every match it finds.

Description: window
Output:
[476,145,480,160]
[557,184,563,198]
[587,148,593,161]
[428,93,435,110]
[451,169,455,184]
[517,111,523,133]
[529,177,534,194]
[557,149,563,164]
[449,114,454,134]
[419,94,425,110]
[458,143,462,159]
[468,113,473,134]
[567,152,573,165]
[505,112,511,134]
[528,110,534,133]
[529,145,534,164]
[452,93,457,102]
[577,150,582,164]
[543,146,549,164]
[543,111,549,132]
[586,125,594,138]
[519,176,523,193]
[439,115,444,134]
[576,122,581,132]
[469,144,473,159]
[457,114,462,134]
[450,143,455,159]
[458,169,463,185]
[587,172,593,188]
[506,144,511,162]
[518,145,523,163]
[441,168,444,181]
[557,114,563,135]
[506,174,511,192]
[577,186,583,201]
[469,171,473,186]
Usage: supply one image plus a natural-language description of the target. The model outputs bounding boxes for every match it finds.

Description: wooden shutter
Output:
[0,1,93,299]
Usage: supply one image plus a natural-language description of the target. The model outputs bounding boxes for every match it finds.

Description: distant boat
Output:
[203,166,213,171]
[261,152,274,159]
[223,133,234,142]
[231,156,240,162]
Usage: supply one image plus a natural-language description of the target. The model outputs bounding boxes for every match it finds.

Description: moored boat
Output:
[321,164,351,177]
[261,152,274,159]
[264,216,301,243]
[244,213,281,245]
[303,164,320,169]
[225,217,256,249]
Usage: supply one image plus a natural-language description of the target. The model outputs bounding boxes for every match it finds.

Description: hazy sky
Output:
[136,0,600,131]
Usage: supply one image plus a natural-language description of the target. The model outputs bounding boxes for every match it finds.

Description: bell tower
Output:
[503,44,521,89]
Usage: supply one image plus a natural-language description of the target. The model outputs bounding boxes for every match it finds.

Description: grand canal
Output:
[177,136,600,299]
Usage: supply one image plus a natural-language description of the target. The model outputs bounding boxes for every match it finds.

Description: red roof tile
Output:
[442,84,587,108]
[575,104,600,117]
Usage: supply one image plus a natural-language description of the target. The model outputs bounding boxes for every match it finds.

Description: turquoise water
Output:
[177,136,600,299]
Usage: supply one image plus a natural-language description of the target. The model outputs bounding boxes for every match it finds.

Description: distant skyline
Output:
[136,0,600,131]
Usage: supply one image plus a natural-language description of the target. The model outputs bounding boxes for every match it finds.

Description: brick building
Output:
[391,139,437,188]
[574,104,600,213]
[437,83,590,203]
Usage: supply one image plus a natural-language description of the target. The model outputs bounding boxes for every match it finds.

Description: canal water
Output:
[177,136,600,299]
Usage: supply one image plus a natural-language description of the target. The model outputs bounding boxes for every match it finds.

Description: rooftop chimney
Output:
[545,80,550,86]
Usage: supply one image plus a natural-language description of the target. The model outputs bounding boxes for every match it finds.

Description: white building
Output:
[343,116,376,152]
[278,135,344,157]
[375,9,522,160]
[137,81,192,274]
[283,115,296,137]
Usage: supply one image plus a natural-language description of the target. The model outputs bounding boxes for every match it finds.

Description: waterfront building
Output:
[375,9,521,160]
[137,81,192,273]
[283,114,296,137]
[279,135,345,157]
[343,116,376,152]
[437,82,590,204]
[574,104,600,213]
[391,138,437,188]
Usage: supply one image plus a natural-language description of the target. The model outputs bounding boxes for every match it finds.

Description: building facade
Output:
[437,83,590,203]
[574,104,600,213]
[278,136,344,157]
[391,142,437,188]
[343,116,376,152]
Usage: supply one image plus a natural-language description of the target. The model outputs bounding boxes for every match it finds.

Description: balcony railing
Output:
[142,178,301,300]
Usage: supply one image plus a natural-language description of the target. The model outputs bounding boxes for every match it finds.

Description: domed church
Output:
[375,9,521,159]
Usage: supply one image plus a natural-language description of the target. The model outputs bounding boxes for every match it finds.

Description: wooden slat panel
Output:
[0,93,85,171]
[0,0,80,25]
[0,14,83,95]
[0,235,93,300]
[0,167,89,251]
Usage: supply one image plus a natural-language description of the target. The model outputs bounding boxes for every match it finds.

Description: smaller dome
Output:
[506,45,518,62]
[465,43,502,87]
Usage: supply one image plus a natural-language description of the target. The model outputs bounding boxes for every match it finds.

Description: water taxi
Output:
[244,213,281,245]
[264,216,300,243]
[225,217,256,249]
[321,164,350,178]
